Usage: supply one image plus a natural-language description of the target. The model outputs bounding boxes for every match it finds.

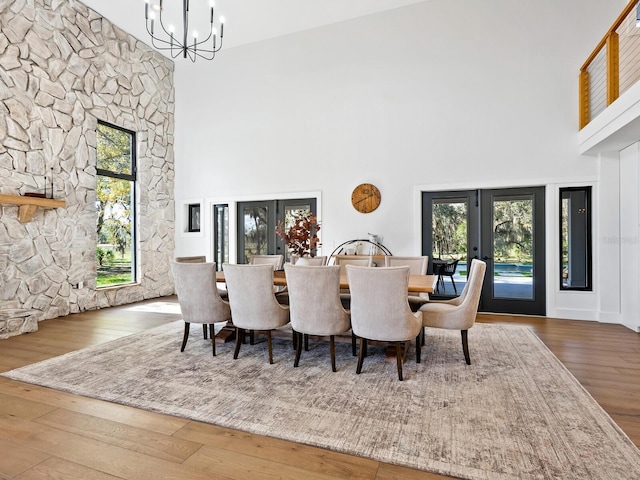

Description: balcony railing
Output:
[579,0,640,129]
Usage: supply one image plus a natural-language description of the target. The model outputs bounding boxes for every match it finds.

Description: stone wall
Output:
[0,0,175,338]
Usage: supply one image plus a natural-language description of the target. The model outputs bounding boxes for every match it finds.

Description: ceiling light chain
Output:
[144,0,224,62]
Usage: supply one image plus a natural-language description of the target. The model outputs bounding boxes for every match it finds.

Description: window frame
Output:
[559,186,592,291]
[96,120,137,287]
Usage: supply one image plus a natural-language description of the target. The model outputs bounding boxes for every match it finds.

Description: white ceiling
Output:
[81,0,427,53]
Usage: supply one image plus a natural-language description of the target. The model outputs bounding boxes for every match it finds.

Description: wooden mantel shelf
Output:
[0,194,66,223]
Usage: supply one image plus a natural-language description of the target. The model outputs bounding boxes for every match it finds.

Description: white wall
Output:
[620,143,640,331]
[172,0,629,321]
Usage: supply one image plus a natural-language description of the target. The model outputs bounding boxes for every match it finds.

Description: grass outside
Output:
[97,251,134,287]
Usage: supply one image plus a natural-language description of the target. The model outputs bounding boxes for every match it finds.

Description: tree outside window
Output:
[96,122,136,287]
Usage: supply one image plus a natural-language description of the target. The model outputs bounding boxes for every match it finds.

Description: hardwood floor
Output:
[0,297,638,479]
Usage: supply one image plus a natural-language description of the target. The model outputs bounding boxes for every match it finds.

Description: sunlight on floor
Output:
[125,302,182,314]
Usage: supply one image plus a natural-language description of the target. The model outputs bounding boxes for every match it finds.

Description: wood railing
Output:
[579,0,640,129]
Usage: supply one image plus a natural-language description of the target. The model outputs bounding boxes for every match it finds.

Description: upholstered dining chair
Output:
[332,256,374,308]
[249,254,284,270]
[284,264,351,371]
[175,255,227,339]
[170,262,232,356]
[292,256,328,266]
[384,255,429,274]
[333,255,373,269]
[435,258,460,294]
[222,263,290,364]
[419,259,486,365]
[346,265,423,381]
[384,255,431,310]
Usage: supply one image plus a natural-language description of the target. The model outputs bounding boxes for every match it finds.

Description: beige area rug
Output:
[3,322,640,479]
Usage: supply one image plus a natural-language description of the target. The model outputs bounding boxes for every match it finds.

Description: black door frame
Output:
[237,198,317,264]
[480,187,546,315]
[422,187,546,316]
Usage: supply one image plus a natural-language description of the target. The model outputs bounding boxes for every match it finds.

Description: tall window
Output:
[96,121,136,287]
[560,187,592,290]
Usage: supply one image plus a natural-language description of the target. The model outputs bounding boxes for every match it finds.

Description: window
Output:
[214,203,229,269]
[96,121,137,287]
[237,198,317,264]
[560,187,592,290]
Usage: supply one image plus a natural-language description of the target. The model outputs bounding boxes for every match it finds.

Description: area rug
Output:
[3,322,640,479]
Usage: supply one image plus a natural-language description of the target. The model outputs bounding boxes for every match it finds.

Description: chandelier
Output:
[144,0,224,62]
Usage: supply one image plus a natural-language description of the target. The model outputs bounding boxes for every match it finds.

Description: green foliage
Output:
[492,200,533,262]
[96,247,115,266]
[432,202,467,259]
[97,273,133,287]
[432,198,534,264]
[243,207,268,258]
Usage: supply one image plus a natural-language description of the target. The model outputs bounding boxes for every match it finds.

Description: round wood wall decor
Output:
[351,183,381,214]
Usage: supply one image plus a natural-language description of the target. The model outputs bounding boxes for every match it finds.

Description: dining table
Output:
[216,270,438,294]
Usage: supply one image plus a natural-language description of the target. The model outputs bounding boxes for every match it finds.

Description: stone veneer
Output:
[0,0,175,338]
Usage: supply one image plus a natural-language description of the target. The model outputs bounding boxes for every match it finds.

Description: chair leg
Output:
[267,330,273,364]
[249,330,255,345]
[421,326,425,346]
[233,328,244,359]
[180,322,190,352]
[209,324,216,356]
[294,331,303,367]
[351,331,357,356]
[461,329,470,365]
[292,329,297,350]
[330,335,336,372]
[203,324,208,340]
[416,332,421,364]
[356,337,366,374]
[395,341,404,381]
[304,334,309,351]
[451,277,457,295]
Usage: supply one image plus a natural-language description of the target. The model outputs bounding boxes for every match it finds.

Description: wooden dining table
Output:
[216,270,438,294]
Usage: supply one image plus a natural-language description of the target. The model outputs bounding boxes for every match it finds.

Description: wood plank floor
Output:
[0,297,638,479]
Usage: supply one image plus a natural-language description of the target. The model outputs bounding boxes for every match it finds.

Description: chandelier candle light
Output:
[144,0,224,61]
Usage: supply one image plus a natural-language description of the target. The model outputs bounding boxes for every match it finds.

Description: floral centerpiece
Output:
[275,212,321,258]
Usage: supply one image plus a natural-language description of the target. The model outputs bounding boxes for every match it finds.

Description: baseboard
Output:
[621,322,640,333]
[553,309,599,322]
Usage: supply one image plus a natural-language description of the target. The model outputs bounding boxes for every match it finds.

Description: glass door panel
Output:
[422,191,479,298]
[237,201,275,264]
[480,187,545,315]
[278,199,317,262]
[490,195,534,300]
[213,204,229,270]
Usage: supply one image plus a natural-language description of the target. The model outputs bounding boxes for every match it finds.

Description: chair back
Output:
[284,264,350,336]
[292,256,327,266]
[222,263,289,330]
[333,256,373,270]
[346,265,422,342]
[442,259,459,275]
[421,259,486,330]
[249,254,284,270]
[170,262,231,323]
[459,260,486,317]
[448,258,481,305]
[175,256,206,263]
[384,256,428,275]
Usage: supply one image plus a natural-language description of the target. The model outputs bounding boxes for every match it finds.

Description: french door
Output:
[237,198,317,265]
[422,187,545,315]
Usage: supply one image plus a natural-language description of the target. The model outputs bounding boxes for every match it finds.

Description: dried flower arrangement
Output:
[275,211,321,257]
